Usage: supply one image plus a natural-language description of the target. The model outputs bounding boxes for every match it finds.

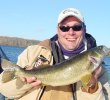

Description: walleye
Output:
[1,45,110,87]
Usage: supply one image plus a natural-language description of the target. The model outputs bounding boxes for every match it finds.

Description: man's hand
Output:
[21,77,42,88]
[89,65,102,86]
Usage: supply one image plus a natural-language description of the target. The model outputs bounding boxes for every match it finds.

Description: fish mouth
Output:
[88,56,102,70]
[89,56,99,64]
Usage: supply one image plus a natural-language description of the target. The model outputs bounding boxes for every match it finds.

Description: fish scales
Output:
[1,45,110,86]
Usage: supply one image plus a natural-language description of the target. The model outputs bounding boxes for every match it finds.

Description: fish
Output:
[1,45,110,88]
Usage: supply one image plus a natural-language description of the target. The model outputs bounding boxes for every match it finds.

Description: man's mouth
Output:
[66,38,77,41]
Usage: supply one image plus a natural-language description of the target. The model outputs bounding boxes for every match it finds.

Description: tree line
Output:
[0,36,40,47]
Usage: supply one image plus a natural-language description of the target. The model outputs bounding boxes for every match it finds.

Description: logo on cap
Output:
[63,9,78,15]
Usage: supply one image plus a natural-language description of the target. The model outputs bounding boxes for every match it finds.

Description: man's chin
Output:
[66,46,76,51]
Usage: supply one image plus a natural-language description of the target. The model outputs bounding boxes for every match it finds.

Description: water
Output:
[103,57,110,74]
[103,57,110,84]
[0,45,25,63]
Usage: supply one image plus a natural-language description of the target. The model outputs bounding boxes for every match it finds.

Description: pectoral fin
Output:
[81,73,92,91]
[1,71,15,83]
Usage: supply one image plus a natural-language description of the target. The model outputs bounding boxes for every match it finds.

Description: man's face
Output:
[57,16,85,51]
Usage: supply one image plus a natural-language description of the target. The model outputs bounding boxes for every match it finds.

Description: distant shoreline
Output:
[0,36,40,47]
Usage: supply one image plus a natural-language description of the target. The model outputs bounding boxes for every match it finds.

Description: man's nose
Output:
[68,28,76,35]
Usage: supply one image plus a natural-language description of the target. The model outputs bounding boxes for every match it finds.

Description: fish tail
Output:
[1,70,15,83]
[0,58,20,83]
[105,71,110,85]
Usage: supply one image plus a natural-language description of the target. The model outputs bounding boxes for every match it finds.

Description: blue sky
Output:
[0,0,110,46]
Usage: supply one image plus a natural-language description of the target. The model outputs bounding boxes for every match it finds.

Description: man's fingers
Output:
[88,65,102,87]
[93,65,102,79]
[25,77,42,87]
[31,80,42,87]
[26,77,36,83]
[88,75,97,87]
[20,77,26,82]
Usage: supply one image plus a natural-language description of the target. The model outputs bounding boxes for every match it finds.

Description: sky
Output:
[0,0,110,46]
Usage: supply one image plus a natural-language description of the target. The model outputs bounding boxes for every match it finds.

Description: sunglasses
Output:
[59,24,83,32]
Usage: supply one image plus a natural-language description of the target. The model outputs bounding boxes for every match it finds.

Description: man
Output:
[0,8,109,100]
